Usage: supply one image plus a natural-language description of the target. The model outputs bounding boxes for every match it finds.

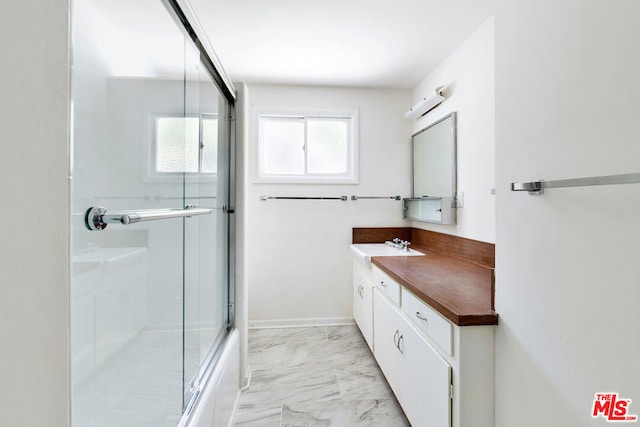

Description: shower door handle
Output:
[85,206,213,231]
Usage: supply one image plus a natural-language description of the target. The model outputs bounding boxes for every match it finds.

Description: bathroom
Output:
[2,0,640,427]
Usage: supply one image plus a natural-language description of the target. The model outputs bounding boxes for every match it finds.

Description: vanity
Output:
[351,227,497,427]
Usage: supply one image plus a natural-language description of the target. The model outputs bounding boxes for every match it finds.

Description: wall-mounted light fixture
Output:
[404,85,446,120]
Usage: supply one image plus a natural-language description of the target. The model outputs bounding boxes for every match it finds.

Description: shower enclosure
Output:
[70,0,235,425]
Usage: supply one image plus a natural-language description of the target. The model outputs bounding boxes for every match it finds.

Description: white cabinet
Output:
[361,265,495,427]
[352,256,374,350]
[373,289,451,427]
[351,248,494,427]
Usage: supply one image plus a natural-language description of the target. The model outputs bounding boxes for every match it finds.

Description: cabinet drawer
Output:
[402,289,453,356]
[373,267,401,306]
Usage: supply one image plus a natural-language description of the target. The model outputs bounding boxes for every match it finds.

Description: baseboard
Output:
[248,317,355,329]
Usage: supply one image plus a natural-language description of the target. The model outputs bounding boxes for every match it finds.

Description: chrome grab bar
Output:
[511,172,640,195]
[85,206,213,231]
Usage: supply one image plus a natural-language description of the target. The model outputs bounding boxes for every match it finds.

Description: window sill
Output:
[253,175,358,185]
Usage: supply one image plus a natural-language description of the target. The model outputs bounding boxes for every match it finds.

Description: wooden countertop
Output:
[371,244,498,326]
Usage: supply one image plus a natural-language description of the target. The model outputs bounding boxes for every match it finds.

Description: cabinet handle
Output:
[393,330,400,348]
[415,311,428,322]
[380,281,388,288]
[358,285,364,298]
[397,335,404,354]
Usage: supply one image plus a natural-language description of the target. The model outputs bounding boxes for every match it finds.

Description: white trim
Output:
[248,317,355,329]
[252,108,360,184]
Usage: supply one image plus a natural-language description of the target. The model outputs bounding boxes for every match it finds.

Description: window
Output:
[153,114,218,175]
[257,111,358,183]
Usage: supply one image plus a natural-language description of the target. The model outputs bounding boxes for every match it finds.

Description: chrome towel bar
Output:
[350,195,401,200]
[85,206,213,231]
[511,172,640,195]
[260,196,348,201]
[97,195,217,200]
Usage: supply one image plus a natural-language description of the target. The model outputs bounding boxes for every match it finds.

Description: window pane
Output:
[262,117,305,175]
[156,117,199,173]
[201,116,218,174]
[307,119,348,174]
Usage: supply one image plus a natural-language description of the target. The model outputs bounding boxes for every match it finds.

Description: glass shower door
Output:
[70,0,232,425]
[182,44,231,406]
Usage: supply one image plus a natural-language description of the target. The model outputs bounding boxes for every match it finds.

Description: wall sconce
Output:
[404,85,446,119]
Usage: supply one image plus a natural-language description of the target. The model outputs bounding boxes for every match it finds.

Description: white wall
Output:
[246,84,412,325]
[411,16,495,243]
[495,1,640,426]
[0,1,70,426]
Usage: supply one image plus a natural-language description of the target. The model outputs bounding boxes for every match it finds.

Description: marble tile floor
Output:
[232,325,410,426]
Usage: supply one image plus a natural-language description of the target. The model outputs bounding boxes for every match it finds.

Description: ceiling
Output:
[190,0,495,89]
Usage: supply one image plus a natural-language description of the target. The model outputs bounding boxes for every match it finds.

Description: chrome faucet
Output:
[385,238,412,251]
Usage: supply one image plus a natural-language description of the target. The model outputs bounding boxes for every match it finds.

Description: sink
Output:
[350,243,424,264]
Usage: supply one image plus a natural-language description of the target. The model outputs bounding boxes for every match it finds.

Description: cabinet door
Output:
[353,273,363,329]
[373,289,402,395]
[401,321,452,427]
[353,271,373,349]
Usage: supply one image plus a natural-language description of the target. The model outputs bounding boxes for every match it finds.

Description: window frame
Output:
[148,112,218,182]
[254,109,359,184]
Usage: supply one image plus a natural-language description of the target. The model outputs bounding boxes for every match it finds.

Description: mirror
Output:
[413,112,456,198]
[404,112,457,224]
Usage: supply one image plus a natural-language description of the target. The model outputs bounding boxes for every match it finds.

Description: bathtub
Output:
[180,329,241,427]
